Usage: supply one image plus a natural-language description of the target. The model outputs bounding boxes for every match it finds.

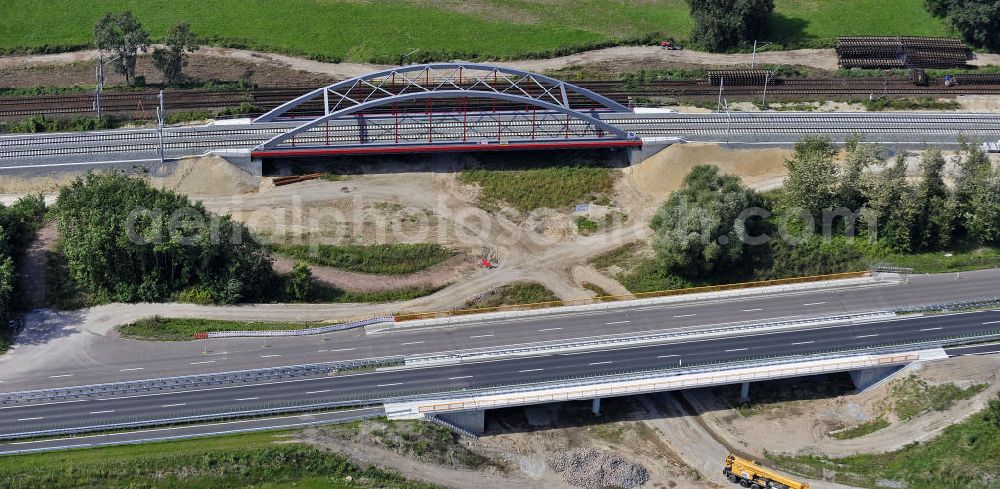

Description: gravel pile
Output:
[547,447,649,489]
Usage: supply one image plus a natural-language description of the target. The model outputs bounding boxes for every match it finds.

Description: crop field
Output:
[0,1,949,62]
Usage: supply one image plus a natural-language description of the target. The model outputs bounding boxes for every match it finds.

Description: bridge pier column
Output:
[436,410,485,435]
[849,365,904,392]
[248,157,262,177]
[739,382,750,402]
[592,398,601,416]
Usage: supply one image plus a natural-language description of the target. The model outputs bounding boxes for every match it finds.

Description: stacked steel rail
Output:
[836,36,970,69]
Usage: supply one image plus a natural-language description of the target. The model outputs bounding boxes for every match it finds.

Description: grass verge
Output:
[863,98,961,111]
[886,375,988,421]
[273,243,454,275]
[830,418,890,440]
[465,282,560,309]
[767,394,1000,489]
[460,165,616,213]
[119,316,334,341]
[0,429,435,488]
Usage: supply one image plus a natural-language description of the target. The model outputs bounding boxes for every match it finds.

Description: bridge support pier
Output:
[436,410,485,435]
[628,141,675,165]
[592,398,601,416]
[849,365,904,392]
[739,382,750,402]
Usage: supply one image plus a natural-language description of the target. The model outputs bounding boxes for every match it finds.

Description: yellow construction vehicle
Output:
[723,453,809,489]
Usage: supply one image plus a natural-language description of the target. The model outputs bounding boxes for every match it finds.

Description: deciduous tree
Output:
[152,22,199,86]
[94,10,150,86]
[687,0,775,52]
[651,165,760,277]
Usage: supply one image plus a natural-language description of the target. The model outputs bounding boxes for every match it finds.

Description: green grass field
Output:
[0,1,951,62]
[0,429,435,488]
[273,243,455,275]
[460,165,616,212]
[768,394,1000,488]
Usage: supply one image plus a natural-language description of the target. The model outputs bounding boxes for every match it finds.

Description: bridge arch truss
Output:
[251,63,637,156]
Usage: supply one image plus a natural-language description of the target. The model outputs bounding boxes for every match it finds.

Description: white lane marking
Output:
[89,410,115,415]
[469,334,494,339]
[741,308,763,312]
[673,314,696,318]
[305,390,331,395]
[588,361,613,366]
[189,360,215,365]
[983,320,1000,325]
[160,403,186,408]
[448,376,473,380]
[518,368,544,373]
[1,407,379,452]
[724,348,748,352]
[920,327,943,331]
[317,350,328,353]
[790,341,815,345]
[400,341,425,346]
[16,417,44,421]
[329,348,356,352]
[605,320,631,325]
[856,334,879,338]
[234,397,259,401]
[48,374,73,378]
[259,354,283,358]
[376,382,403,387]
[119,367,144,372]
[538,327,562,332]
[657,354,679,358]
[803,302,827,306]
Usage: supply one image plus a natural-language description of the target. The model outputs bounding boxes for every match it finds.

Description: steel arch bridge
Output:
[250,63,639,158]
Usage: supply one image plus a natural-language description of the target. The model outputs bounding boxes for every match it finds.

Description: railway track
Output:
[3,77,1000,120]
[3,113,999,162]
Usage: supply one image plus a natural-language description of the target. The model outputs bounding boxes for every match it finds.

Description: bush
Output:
[0,194,47,344]
[285,261,313,302]
[54,172,273,304]
[650,165,762,277]
[273,243,453,275]
[925,0,1000,51]
[687,0,774,52]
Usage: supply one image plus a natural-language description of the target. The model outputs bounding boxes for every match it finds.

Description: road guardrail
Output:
[0,356,404,406]
[3,326,998,441]
[405,311,895,366]
[194,315,394,339]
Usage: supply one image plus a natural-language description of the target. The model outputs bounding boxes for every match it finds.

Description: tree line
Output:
[0,195,47,347]
[686,0,998,53]
[94,10,198,86]
[55,172,273,304]
[651,137,1000,280]
[925,0,999,51]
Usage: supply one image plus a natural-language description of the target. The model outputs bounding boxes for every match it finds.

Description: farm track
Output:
[3,77,1000,120]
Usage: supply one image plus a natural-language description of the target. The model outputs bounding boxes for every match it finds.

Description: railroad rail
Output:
[4,76,1000,120]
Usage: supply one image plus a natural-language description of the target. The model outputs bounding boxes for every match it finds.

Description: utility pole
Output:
[156,90,165,164]
[761,72,771,107]
[94,54,105,119]
[717,76,724,112]
[751,41,771,69]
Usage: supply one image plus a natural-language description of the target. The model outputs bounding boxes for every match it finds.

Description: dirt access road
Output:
[7,44,1000,88]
